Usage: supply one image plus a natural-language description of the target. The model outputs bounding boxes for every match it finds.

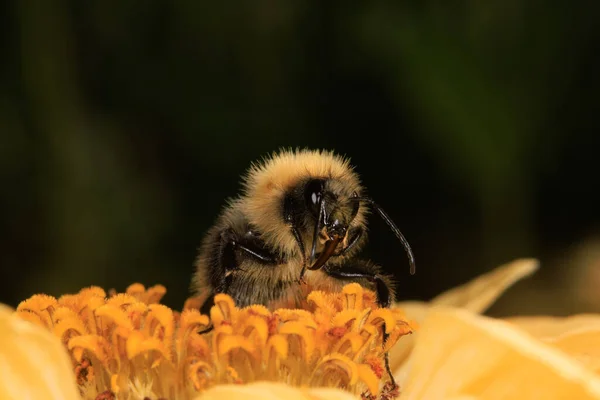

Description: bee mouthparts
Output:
[308,235,342,271]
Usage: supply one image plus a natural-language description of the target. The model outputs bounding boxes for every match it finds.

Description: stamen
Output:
[15,282,415,399]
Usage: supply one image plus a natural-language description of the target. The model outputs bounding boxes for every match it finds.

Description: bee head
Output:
[242,148,415,275]
[303,178,360,242]
[297,177,415,276]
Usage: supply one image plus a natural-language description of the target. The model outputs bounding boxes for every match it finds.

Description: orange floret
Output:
[15,283,415,400]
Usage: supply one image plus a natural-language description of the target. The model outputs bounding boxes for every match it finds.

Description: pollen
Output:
[14,283,415,400]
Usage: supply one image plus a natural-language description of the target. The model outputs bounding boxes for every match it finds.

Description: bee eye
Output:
[304,179,325,215]
[349,191,359,220]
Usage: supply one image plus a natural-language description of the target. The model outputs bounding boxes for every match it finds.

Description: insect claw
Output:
[298,265,308,285]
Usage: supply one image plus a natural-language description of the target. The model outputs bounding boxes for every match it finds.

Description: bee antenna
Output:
[352,196,416,275]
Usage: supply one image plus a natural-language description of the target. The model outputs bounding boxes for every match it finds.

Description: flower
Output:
[199,259,600,399]
[4,258,600,400]
[195,381,359,400]
[397,307,600,399]
[390,258,541,380]
[0,303,80,399]
[11,282,414,399]
[506,314,600,375]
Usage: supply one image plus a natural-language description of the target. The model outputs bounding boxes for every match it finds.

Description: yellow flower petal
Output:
[311,354,359,387]
[307,290,336,313]
[53,315,88,344]
[146,304,175,342]
[184,295,206,311]
[51,306,80,324]
[179,309,211,334]
[126,301,148,329]
[243,304,272,318]
[124,283,167,304]
[358,363,381,395]
[366,308,396,335]
[331,309,363,331]
[211,294,238,326]
[189,360,214,391]
[548,329,600,374]
[217,335,256,357]
[507,314,600,374]
[0,304,80,400]
[342,283,365,310]
[178,309,211,357]
[240,315,270,346]
[68,334,111,365]
[13,282,412,398]
[264,334,289,373]
[95,304,134,330]
[506,314,600,339]
[110,325,131,367]
[353,325,379,361]
[145,284,168,304]
[13,310,45,328]
[193,381,358,400]
[400,307,600,399]
[279,321,316,361]
[126,330,170,362]
[431,258,539,312]
[15,294,57,328]
[106,293,138,308]
[331,332,365,358]
[445,397,480,400]
[307,386,366,400]
[274,309,316,326]
[70,294,105,335]
[78,286,107,299]
[187,333,211,359]
[391,258,539,378]
[126,282,146,296]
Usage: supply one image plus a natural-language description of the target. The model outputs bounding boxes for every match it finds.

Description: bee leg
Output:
[228,239,279,264]
[297,230,310,284]
[193,294,215,334]
[324,263,396,387]
[324,268,393,308]
[203,231,282,312]
[197,288,219,335]
[336,225,365,257]
[216,230,282,292]
[200,293,216,316]
[197,274,234,334]
[284,195,308,284]
[292,229,308,284]
[197,324,213,335]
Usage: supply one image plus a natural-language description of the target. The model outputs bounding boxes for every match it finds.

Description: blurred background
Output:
[1,1,599,316]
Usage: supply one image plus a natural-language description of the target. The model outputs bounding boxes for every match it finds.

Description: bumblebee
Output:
[192,148,415,314]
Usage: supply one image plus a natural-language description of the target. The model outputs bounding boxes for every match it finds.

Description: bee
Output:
[192,148,415,314]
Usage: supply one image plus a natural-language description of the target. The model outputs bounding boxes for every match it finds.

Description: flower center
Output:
[15,283,415,400]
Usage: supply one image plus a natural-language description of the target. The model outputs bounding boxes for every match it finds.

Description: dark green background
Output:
[1,1,599,315]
